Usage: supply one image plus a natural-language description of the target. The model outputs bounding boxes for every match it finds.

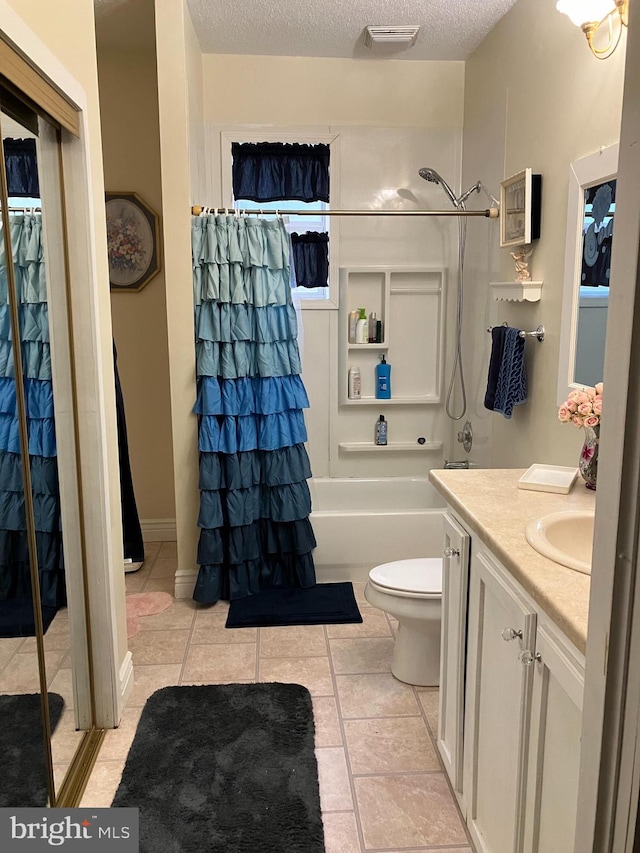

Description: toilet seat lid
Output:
[369,558,442,595]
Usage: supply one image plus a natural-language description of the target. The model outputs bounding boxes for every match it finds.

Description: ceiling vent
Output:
[364,25,421,48]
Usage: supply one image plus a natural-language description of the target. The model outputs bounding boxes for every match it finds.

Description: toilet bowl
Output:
[364,557,442,687]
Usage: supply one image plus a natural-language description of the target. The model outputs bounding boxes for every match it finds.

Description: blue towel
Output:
[484,326,506,411]
[485,326,527,419]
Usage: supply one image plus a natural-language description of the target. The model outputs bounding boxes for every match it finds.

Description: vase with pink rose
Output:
[558,382,603,490]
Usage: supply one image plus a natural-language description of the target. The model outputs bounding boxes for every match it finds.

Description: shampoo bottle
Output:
[348,367,361,400]
[355,308,369,344]
[376,354,391,399]
[375,414,388,446]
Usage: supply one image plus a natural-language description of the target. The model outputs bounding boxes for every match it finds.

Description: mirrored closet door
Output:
[0,85,97,806]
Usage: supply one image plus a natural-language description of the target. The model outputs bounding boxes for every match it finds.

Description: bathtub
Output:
[309,477,446,582]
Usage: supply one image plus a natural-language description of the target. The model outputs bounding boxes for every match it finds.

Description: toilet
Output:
[364,557,442,687]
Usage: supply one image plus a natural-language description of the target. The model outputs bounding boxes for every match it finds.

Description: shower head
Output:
[418,168,482,209]
[418,167,458,208]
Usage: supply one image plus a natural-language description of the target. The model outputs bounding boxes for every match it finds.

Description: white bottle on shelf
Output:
[355,308,369,344]
[348,367,361,399]
[348,310,359,343]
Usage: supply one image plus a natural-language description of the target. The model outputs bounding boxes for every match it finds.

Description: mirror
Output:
[0,95,93,806]
[557,143,618,405]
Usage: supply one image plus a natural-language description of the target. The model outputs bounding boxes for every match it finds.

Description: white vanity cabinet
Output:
[439,508,585,853]
[522,619,584,853]
[463,547,537,853]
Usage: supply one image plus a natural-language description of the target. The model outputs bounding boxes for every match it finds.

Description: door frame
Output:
[0,1,131,729]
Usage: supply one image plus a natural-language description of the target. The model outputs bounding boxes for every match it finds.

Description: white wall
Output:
[203,54,465,480]
[461,0,626,469]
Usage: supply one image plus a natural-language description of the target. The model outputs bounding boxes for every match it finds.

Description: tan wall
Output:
[155,0,205,585]
[203,54,464,128]
[461,0,626,469]
[98,48,176,522]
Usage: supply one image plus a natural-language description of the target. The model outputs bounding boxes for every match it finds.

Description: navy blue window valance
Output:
[291,231,329,288]
[232,142,330,203]
[3,138,40,198]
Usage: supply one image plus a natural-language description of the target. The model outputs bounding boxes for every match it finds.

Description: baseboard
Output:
[140,518,177,542]
[174,567,198,600]
[118,651,134,721]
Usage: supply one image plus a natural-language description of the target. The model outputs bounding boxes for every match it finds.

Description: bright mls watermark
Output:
[0,809,138,850]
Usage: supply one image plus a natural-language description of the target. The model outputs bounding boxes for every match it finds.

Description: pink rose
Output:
[567,400,578,412]
[593,398,602,415]
[571,415,583,426]
[578,402,592,415]
[595,382,604,395]
[575,391,590,405]
[558,406,571,423]
[584,415,600,428]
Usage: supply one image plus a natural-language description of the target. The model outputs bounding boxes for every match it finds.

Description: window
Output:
[221,131,340,309]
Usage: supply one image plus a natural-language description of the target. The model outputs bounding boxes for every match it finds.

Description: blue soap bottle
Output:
[376,354,391,399]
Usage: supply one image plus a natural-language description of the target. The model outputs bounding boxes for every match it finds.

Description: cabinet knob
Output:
[501,627,523,642]
[519,650,542,666]
[444,546,460,558]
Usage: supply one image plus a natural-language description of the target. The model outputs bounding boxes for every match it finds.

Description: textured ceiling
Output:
[185,0,520,61]
[93,0,520,61]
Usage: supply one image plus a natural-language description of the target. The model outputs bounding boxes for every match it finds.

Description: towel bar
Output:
[487,322,545,342]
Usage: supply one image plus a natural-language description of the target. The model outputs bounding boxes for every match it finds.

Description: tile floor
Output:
[81,541,474,853]
[0,597,83,785]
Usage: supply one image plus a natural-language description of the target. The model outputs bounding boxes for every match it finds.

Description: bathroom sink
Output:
[525,510,595,575]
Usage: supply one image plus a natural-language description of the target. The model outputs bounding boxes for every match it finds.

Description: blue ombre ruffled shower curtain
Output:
[191,214,316,604]
[0,212,65,634]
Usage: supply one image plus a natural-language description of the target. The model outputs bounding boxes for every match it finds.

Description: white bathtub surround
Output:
[309,477,446,582]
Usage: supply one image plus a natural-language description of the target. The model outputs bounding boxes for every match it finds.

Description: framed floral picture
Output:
[499,169,542,248]
[105,191,161,291]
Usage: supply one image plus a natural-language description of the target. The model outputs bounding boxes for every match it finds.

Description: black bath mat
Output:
[226,582,362,628]
[112,684,325,853]
[0,599,58,638]
[0,692,64,807]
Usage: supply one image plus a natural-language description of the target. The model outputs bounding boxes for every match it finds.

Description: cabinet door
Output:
[464,551,537,853]
[523,624,584,853]
[438,512,471,805]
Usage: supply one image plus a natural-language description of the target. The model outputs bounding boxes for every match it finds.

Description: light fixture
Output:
[556,0,629,59]
[364,26,420,48]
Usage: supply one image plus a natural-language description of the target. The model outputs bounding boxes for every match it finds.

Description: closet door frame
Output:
[1,1,131,752]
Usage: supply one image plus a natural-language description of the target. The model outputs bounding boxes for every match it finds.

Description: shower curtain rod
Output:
[191,205,499,219]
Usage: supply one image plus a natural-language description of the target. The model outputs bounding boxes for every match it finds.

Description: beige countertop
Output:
[429,468,595,655]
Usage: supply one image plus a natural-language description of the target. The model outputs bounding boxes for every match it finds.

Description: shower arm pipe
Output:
[191,205,499,218]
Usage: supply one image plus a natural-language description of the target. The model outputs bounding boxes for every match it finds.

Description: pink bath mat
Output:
[126,592,173,639]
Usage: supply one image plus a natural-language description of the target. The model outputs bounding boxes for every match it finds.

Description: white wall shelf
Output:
[490,281,543,302]
[347,343,389,350]
[338,441,443,453]
[343,395,437,406]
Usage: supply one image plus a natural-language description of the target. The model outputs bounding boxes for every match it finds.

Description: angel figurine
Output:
[510,245,533,282]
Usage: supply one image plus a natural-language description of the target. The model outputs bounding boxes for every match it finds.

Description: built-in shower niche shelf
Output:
[342,395,437,406]
[339,266,446,406]
[490,280,543,302]
[339,441,443,453]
